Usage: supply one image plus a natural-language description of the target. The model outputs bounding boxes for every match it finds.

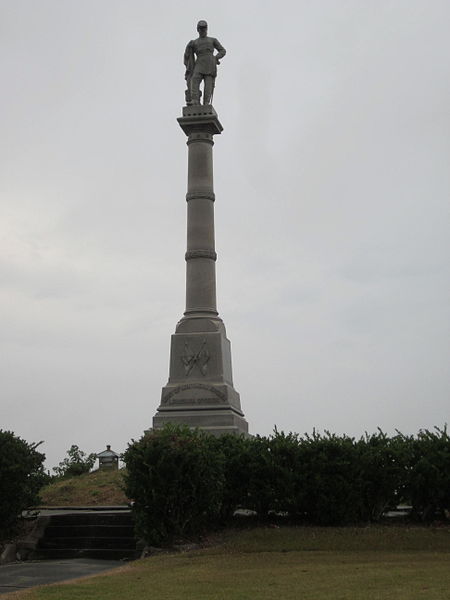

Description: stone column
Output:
[184,118,218,317]
[152,105,249,436]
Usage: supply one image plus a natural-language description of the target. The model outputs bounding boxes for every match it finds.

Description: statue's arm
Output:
[184,41,194,67]
[213,38,226,63]
[184,40,195,77]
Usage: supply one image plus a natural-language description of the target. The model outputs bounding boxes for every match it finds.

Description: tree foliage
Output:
[0,430,47,539]
[53,444,96,478]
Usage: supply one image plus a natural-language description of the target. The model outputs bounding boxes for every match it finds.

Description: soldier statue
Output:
[184,20,226,105]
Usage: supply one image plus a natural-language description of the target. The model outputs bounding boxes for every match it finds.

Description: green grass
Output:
[38,469,128,507]
[5,526,450,600]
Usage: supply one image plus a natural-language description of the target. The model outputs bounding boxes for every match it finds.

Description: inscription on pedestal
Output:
[164,396,220,406]
[162,382,227,404]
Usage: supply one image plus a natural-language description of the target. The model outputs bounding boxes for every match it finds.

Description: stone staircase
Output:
[30,510,137,560]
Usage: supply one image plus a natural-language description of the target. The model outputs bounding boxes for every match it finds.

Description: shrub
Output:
[296,431,360,525]
[123,425,225,545]
[406,427,450,521]
[246,430,304,520]
[214,434,252,523]
[246,430,360,524]
[355,430,412,521]
[0,430,46,539]
[246,434,275,519]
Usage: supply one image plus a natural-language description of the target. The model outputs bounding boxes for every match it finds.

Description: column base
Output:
[152,316,249,436]
[153,408,249,437]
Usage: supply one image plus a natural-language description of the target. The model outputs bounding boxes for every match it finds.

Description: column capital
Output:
[177,105,223,137]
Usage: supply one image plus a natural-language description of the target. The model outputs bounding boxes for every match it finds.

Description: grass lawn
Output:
[5,526,450,600]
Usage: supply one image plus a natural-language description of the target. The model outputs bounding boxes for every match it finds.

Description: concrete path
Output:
[0,558,124,595]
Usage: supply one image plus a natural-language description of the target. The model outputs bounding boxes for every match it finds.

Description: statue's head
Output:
[197,20,208,37]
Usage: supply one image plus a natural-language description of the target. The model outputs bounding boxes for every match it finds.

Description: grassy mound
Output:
[38,469,129,506]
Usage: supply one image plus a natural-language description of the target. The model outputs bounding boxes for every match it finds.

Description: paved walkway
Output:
[0,558,124,595]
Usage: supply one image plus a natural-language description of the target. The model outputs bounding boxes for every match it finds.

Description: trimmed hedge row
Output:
[123,425,450,545]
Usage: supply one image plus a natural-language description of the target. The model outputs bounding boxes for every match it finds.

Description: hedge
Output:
[124,425,450,545]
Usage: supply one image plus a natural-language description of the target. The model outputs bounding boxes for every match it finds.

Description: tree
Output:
[53,445,96,478]
[0,430,46,539]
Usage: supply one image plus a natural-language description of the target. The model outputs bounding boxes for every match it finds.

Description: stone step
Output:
[48,513,133,527]
[44,525,134,538]
[28,510,138,561]
[38,537,136,550]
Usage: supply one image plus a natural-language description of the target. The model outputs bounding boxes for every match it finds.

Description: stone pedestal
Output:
[152,105,248,436]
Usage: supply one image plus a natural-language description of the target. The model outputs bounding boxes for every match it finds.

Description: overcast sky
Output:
[1,0,449,470]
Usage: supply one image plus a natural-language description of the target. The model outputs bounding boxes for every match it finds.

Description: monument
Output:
[152,21,249,436]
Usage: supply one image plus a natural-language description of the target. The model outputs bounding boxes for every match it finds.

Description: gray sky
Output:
[1,0,449,470]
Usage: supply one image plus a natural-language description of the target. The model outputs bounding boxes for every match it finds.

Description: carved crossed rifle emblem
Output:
[181,339,210,376]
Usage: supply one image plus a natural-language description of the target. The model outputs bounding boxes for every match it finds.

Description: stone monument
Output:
[152,21,248,436]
